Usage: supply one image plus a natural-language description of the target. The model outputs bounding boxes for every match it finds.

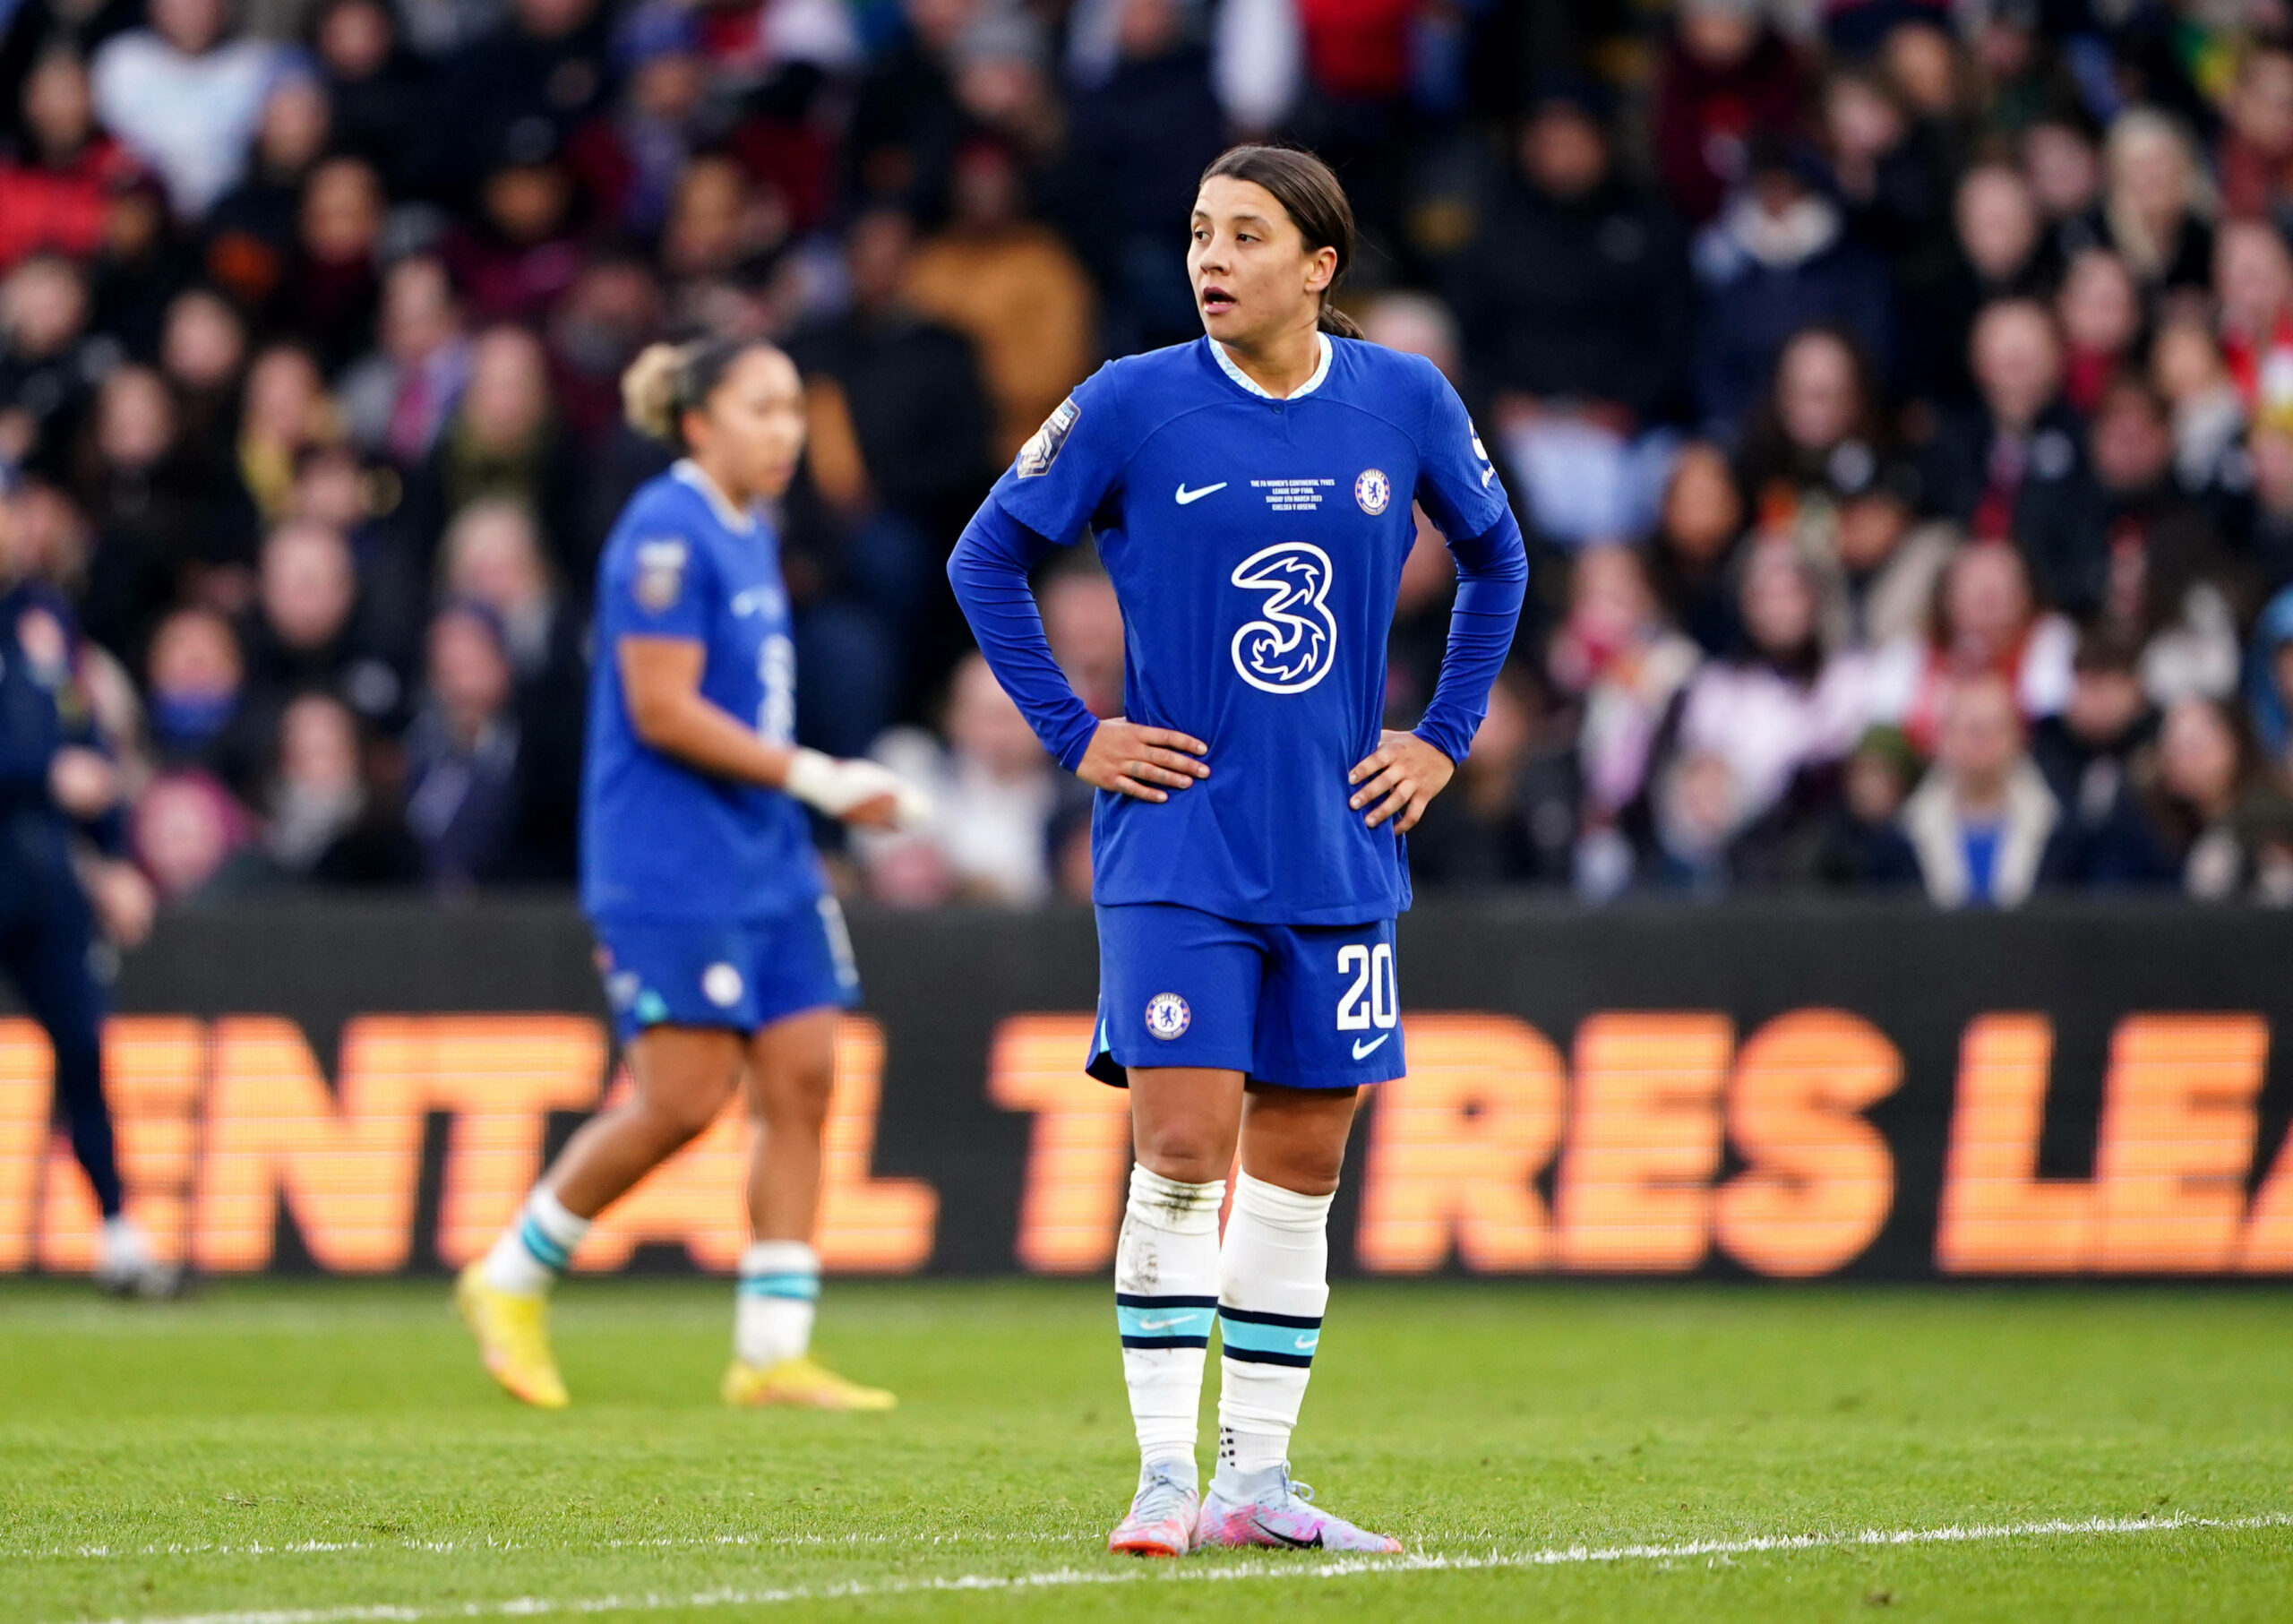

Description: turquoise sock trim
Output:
[738,1271,821,1301]
[517,1216,570,1271]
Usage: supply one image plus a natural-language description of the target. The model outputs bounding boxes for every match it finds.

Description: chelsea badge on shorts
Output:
[1144,992,1190,1040]
[1353,468,1391,515]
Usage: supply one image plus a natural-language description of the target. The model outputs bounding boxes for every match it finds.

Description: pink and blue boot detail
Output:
[1191,1464,1403,1553]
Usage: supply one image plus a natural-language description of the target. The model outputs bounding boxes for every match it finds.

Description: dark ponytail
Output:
[1200,144,1361,339]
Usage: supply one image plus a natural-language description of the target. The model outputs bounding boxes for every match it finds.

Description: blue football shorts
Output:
[1086,901,1404,1091]
[592,897,861,1044]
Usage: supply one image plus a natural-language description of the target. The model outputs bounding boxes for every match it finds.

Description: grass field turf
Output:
[2,1281,2289,1622]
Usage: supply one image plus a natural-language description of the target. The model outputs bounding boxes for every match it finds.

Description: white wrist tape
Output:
[783,748,932,829]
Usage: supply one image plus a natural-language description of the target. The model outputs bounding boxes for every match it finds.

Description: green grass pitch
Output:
[3,1279,2289,1622]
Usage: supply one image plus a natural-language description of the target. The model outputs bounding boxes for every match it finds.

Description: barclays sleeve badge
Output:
[633,538,689,611]
[1016,396,1079,478]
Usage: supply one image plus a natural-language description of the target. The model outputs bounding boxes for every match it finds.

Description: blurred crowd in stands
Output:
[13,0,2293,908]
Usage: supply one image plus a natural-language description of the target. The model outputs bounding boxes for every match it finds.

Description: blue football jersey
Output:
[580,460,824,923]
[988,335,1510,924]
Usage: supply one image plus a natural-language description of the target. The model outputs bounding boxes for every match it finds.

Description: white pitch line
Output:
[12,1532,1083,1564]
[37,1511,2293,1624]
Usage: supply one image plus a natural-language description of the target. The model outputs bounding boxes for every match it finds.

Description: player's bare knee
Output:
[1134,1127,1232,1186]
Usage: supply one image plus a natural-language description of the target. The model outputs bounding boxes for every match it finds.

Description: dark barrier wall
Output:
[5,899,2293,1281]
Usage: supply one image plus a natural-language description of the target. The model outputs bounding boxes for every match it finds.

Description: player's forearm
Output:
[1413,511,1528,766]
[947,502,1101,771]
[631,692,795,790]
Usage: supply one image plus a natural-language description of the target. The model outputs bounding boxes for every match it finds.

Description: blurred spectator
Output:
[1922,297,2087,544]
[545,253,663,443]
[1645,441,1746,655]
[2151,314,2247,504]
[397,323,586,582]
[339,255,473,468]
[74,362,246,658]
[242,516,403,732]
[88,165,188,360]
[130,765,253,902]
[1807,723,1920,889]
[202,73,331,317]
[1642,746,1749,898]
[142,605,263,791]
[2068,108,2212,302]
[1404,663,1579,889]
[1550,545,1701,894]
[438,0,614,185]
[1651,0,1808,225]
[445,121,585,323]
[2214,217,2293,427]
[279,157,387,375]
[1450,77,1691,437]
[2029,626,2168,886]
[2049,377,2242,705]
[2247,586,2293,776]
[158,286,247,473]
[2220,39,2293,224]
[89,0,278,219]
[259,689,419,882]
[789,207,990,685]
[0,49,134,271]
[0,252,104,475]
[1893,670,2072,908]
[2143,693,2293,903]
[402,598,539,886]
[312,0,434,197]
[1691,142,1895,437]
[236,342,340,528]
[2054,248,2139,415]
[1062,0,1227,352]
[904,139,1094,464]
[0,0,142,138]
[1914,161,2053,404]
[1827,460,1955,649]
[865,651,1057,906]
[1041,559,1123,721]
[2023,113,2101,235]
[1737,323,1889,511]
[438,495,581,866]
[1892,540,2075,751]
[1669,537,1876,835]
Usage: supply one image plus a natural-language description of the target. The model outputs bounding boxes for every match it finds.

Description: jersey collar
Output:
[1208,332,1332,401]
[672,458,757,534]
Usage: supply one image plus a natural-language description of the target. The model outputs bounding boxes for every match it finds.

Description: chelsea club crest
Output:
[1145,992,1191,1040]
[1353,468,1391,515]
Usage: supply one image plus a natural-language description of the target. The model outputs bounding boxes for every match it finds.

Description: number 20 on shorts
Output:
[1335,943,1397,1032]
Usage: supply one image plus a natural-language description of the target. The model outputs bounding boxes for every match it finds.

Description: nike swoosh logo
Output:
[1174,482,1227,504]
[1352,1034,1390,1061]
[1292,1334,1318,1352]
[1253,1518,1323,1550]
[1136,1317,1189,1332]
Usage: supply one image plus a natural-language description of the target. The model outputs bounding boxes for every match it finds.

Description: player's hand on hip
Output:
[1076,718,1208,803]
[1349,730,1454,832]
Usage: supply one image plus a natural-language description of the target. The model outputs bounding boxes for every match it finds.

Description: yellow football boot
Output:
[721,1354,896,1411]
[455,1262,570,1409]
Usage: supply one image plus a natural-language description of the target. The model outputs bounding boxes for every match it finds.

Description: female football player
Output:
[459,337,926,1411]
[948,146,1527,1553]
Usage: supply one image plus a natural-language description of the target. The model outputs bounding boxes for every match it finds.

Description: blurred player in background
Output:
[0,476,169,1296]
[457,337,928,1411]
[949,146,1527,1554]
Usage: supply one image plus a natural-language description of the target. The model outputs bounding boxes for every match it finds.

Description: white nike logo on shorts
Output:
[1175,482,1227,504]
[1352,1034,1390,1061]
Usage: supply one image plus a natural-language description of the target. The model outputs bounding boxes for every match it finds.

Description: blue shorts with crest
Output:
[1086,902,1403,1091]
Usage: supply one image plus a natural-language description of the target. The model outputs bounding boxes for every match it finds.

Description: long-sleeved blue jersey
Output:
[949,334,1528,925]
[0,581,119,889]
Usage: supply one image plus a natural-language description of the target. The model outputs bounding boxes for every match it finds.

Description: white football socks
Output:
[1215,1171,1333,1484]
[735,1240,820,1366]
[1116,1164,1224,1486]
[482,1187,590,1296]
